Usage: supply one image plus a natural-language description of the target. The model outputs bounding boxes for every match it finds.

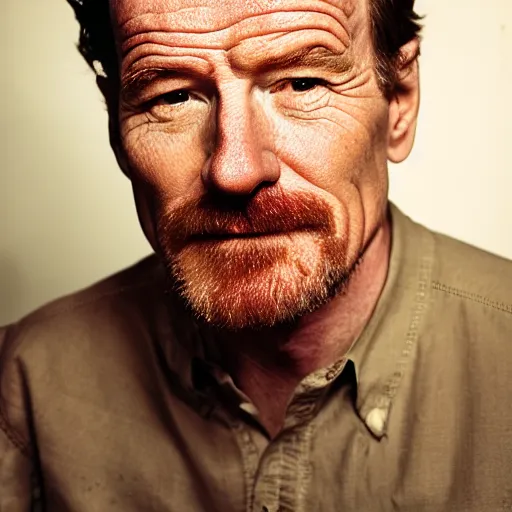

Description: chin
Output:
[164,231,352,330]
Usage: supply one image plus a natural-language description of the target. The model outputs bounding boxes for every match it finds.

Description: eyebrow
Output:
[121,68,180,104]
[120,47,354,104]
[234,46,355,76]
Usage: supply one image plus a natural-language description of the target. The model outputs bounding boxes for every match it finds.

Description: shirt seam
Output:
[0,409,30,457]
[369,226,435,437]
[432,281,512,315]
[0,275,160,459]
[383,253,433,404]
[0,326,31,458]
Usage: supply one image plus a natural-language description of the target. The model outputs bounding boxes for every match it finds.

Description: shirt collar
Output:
[157,203,435,438]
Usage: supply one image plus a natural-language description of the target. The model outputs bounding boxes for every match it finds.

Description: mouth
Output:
[189,231,290,243]
[188,227,321,243]
[189,231,293,244]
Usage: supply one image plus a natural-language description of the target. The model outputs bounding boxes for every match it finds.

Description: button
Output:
[365,407,387,437]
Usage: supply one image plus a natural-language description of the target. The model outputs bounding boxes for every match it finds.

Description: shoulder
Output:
[393,205,512,315]
[428,232,512,364]
[0,255,167,451]
[391,207,512,401]
[391,205,512,354]
[1,254,169,368]
[2,254,166,348]
[10,254,164,331]
[404,212,512,362]
[430,230,512,316]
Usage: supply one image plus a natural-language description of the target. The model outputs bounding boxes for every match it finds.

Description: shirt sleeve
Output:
[0,325,35,511]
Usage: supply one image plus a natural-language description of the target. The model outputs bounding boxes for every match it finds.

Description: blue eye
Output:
[290,78,324,92]
[161,89,190,105]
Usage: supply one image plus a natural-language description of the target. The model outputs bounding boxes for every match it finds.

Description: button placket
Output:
[252,423,314,512]
[232,422,261,512]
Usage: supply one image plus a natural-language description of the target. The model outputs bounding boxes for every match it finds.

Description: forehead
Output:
[111,0,364,45]
[111,0,359,22]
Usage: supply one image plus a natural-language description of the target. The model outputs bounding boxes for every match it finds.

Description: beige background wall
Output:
[1,0,511,325]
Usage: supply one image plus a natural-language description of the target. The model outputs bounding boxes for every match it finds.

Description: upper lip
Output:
[191,231,285,240]
[189,225,319,241]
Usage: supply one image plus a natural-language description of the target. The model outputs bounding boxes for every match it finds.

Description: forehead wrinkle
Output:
[120,41,222,76]
[113,0,359,28]
[325,0,356,18]
[123,51,214,75]
[115,1,360,41]
[119,12,354,68]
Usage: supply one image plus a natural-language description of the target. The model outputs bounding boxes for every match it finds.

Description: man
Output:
[1,0,511,510]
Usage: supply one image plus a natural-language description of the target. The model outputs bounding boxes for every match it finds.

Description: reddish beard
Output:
[157,186,352,330]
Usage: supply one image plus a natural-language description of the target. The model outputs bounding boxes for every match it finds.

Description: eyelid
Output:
[151,89,210,111]
[260,65,336,82]
[153,89,190,106]
[270,77,329,93]
[124,75,211,106]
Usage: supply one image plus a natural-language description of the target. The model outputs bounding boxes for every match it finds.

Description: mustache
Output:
[159,186,337,244]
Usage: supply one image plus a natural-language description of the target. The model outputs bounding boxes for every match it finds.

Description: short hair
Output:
[66,0,422,97]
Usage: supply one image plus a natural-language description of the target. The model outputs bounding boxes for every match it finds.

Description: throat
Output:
[208,217,391,437]
[241,368,296,439]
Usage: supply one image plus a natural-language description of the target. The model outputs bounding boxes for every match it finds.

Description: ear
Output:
[96,75,131,177]
[387,38,421,163]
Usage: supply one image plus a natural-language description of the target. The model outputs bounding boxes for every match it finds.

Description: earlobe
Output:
[96,76,131,177]
[387,38,421,164]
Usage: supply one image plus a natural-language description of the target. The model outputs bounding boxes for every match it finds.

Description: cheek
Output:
[271,96,390,246]
[121,121,208,201]
[273,97,389,196]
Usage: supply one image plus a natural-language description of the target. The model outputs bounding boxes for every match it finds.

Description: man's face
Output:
[111,0,393,329]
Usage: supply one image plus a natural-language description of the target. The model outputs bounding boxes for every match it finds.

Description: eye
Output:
[290,78,325,92]
[159,89,190,105]
[271,76,330,114]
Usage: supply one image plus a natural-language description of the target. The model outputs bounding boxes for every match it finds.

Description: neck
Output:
[209,214,391,437]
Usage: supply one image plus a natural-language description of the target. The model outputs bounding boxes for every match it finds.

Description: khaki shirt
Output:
[1,204,512,512]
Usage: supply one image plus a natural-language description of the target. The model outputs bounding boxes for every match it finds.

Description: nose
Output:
[202,87,280,196]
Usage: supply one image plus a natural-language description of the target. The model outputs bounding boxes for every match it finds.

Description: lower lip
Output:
[191,231,308,244]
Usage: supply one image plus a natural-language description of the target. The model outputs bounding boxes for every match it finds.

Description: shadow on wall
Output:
[0,254,23,326]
